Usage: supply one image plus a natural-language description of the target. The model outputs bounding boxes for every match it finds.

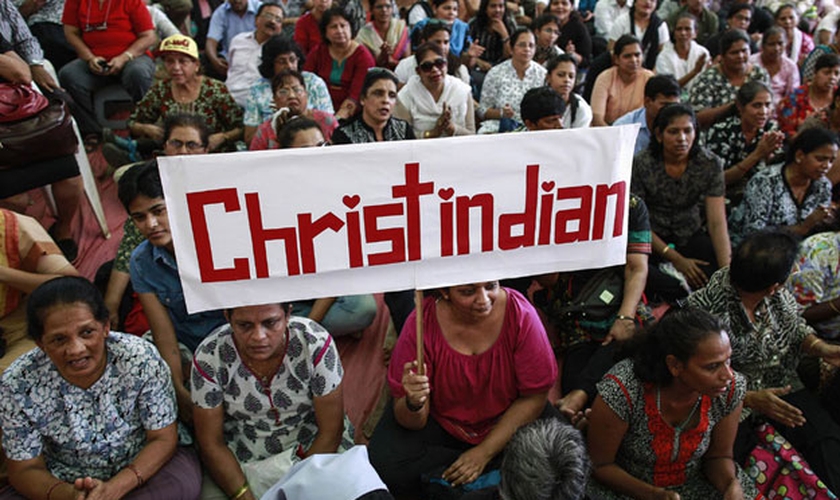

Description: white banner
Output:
[158,125,639,313]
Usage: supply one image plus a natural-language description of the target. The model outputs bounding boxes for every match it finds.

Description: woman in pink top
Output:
[368,281,558,496]
[750,26,799,105]
[591,34,654,126]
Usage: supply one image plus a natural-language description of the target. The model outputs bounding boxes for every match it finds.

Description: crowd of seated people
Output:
[6,0,840,498]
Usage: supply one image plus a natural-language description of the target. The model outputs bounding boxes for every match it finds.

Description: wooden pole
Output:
[415,289,425,375]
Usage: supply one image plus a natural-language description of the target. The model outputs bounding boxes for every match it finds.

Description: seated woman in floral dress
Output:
[0,277,200,500]
[587,306,758,500]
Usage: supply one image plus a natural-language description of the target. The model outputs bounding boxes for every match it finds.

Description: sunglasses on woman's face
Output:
[419,58,447,72]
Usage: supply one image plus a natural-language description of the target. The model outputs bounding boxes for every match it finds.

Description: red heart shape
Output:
[343,194,361,209]
[541,181,556,192]
[438,187,454,200]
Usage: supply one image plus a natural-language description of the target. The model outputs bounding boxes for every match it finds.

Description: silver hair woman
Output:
[498,419,590,500]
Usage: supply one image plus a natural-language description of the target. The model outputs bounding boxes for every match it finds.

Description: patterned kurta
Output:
[705,114,780,209]
[786,231,840,339]
[729,163,832,246]
[631,148,725,247]
[688,267,813,399]
[689,64,770,114]
[331,116,415,144]
[0,333,176,481]
[191,318,354,464]
[477,60,547,134]
[586,359,757,499]
[128,77,243,150]
[777,84,825,138]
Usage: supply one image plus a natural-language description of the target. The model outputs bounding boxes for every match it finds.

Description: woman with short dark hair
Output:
[243,34,334,145]
[303,7,375,120]
[689,29,770,129]
[705,80,784,210]
[0,277,201,500]
[393,43,475,138]
[331,69,415,143]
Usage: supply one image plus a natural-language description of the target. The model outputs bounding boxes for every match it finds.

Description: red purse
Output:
[0,83,48,123]
[0,83,78,168]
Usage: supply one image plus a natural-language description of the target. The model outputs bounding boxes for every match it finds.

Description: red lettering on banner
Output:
[185,163,629,284]
[538,191,554,246]
[246,193,300,278]
[554,186,592,244]
[298,213,345,273]
[498,164,538,250]
[439,196,454,257]
[346,210,364,268]
[391,163,434,261]
[363,203,406,266]
[456,194,494,255]
[186,189,251,282]
[592,182,626,239]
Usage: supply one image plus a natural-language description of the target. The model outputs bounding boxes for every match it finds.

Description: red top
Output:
[303,43,375,109]
[294,12,322,57]
[388,289,558,445]
[62,0,153,60]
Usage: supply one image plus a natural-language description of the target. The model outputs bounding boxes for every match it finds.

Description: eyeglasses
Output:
[419,58,446,72]
[515,42,536,49]
[275,86,306,96]
[166,139,205,151]
[260,12,284,22]
[541,27,561,35]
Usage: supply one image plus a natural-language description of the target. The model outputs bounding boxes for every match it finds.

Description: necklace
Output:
[656,387,701,462]
[84,0,113,32]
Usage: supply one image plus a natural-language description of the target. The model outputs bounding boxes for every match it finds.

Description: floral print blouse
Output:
[191,317,354,464]
[0,333,177,482]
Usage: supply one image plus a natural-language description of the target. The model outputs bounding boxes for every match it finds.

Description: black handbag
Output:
[548,267,625,323]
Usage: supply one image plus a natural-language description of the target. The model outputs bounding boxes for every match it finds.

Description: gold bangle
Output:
[231,483,250,500]
[829,299,840,315]
[805,336,823,353]
[661,245,671,256]
[123,51,134,61]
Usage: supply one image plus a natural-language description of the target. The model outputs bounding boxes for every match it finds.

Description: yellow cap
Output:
[159,34,199,60]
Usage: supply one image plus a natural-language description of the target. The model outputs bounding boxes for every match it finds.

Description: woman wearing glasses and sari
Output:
[58,0,158,135]
[249,69,339,150]
[394,43,475,138]
[128,35,243,153]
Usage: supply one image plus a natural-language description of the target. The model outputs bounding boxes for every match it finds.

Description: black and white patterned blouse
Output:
[705,114,780,208]
[688,267,812,399]
[192,317,354,463]
[728,163,832,246]
[688,64,770,113]
[331,116,416,144]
